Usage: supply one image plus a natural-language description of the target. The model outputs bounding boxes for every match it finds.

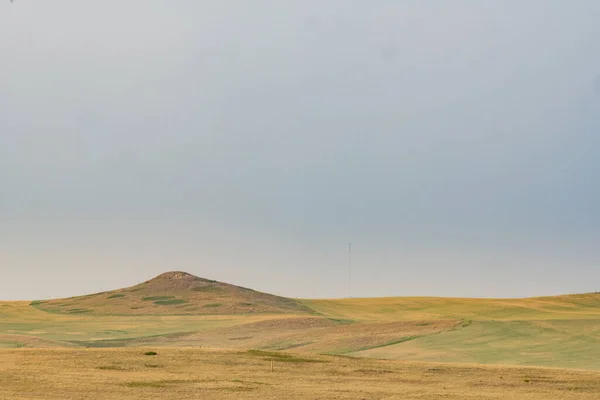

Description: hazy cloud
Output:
[1,1,599,300]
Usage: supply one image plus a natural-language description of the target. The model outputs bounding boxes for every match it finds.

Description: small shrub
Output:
[144,351,158,356]
[204,303,222,308]
[108,294,126,299]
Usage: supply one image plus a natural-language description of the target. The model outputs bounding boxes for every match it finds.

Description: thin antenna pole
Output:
[349,242,352,298]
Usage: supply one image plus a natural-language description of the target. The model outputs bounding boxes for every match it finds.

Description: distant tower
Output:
[348,242,352,298]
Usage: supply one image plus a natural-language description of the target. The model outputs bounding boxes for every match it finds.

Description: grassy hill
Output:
[31,271,312,316]
[2,272,600,370]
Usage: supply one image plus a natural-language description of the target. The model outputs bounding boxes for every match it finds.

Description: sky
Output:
[1,1,600,300]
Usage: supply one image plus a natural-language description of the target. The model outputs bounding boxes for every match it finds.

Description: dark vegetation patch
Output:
[368,336,420,351]
[96,365,126,371]
[67,308,92,314]
[70,340,129,348]
[426,367,451,374]
[154,299,187,306]
[203,303,222,308]
[223,386,256,392]
[230,380,271,386]
[245,350,326,363]
[123,379,198,388]
[142,296,175,301]
[124,381,165,388]
[70,331,197,348]
[108,294,126,299]
[322,353,359,359]
[144,351,158,356]
[355,369,395,375]
[0,341,25,348]
[192,286,222,292]
[329,318,354,325]
[273,342,314,350]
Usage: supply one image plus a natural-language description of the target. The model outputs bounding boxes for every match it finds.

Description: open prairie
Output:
[2,272,600,398]
[1,348,600,400]
[2,272,600,370]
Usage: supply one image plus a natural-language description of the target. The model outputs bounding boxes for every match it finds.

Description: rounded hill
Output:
[31,271,312,316]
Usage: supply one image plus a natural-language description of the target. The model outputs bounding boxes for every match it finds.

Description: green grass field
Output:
[304,296,600,370]
[353,319,600,370]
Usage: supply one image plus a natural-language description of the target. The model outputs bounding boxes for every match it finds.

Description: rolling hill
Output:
[2,271,600,370]
[31,271,312,316]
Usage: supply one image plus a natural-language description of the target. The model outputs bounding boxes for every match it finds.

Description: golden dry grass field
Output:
[1,348,600,400]
[2,271,600,398]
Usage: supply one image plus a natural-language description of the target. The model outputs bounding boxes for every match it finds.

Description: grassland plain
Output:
[1,348,599,400]
[2,272,600,372]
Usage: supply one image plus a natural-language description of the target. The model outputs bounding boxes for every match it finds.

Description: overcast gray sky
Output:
[1,1,600,300]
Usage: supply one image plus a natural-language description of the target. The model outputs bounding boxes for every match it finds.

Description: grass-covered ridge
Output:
[299,293,600,321]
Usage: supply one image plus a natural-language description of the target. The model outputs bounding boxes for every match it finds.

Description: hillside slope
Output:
[301,294,600,370]
[300,293,600,321]
[31,271,312,316]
